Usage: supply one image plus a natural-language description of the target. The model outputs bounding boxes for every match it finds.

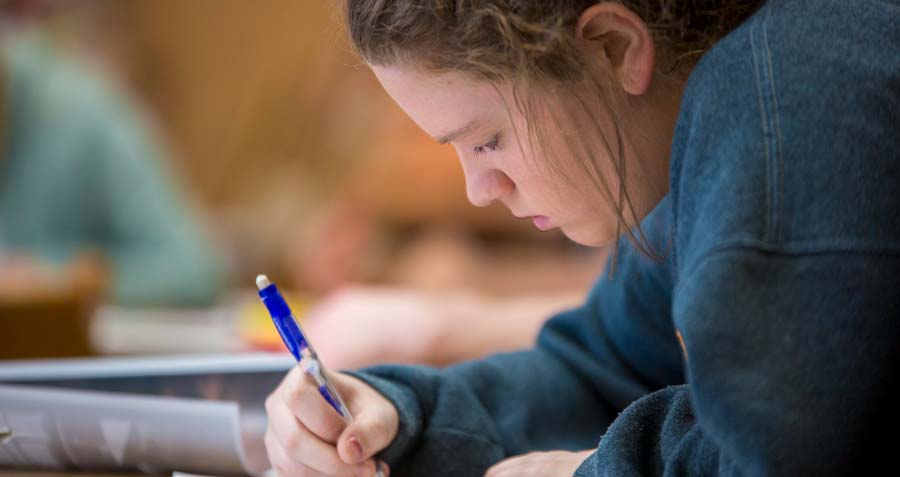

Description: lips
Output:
[531,215,553,231]
[510,208,554,231]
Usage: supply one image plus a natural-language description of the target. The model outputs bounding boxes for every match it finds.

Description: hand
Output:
[302,286,446,369]
[0,252,107,302]
[485,450,594,477]
[304,285,571,369]
[265,366,398,477]
[0,254,56,300]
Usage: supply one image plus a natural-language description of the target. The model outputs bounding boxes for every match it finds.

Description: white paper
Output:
[0,384,266,476]
[0,353,296,476]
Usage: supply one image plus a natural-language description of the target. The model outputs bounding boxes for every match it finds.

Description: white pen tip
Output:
[256,274,271,290]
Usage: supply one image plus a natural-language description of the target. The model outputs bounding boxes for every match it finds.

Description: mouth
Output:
[531,215,553,231]
[510,208,555,231]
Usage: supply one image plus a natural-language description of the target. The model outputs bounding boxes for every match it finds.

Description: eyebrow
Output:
[436,119,480,145]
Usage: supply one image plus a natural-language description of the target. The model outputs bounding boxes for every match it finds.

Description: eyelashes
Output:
[473,134,500,156]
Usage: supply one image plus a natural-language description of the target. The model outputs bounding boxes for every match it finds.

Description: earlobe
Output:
[576,3,655,96]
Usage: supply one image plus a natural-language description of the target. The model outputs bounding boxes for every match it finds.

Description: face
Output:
[371,65,673,247]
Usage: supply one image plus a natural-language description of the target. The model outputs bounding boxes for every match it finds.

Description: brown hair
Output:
[344,0,763,267]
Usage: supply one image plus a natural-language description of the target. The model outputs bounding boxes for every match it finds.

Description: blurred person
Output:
[264,1,900,477]
[303,284,584,370]
[0,26,224,307]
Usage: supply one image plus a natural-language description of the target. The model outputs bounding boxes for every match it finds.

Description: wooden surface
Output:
[0,297,93,360]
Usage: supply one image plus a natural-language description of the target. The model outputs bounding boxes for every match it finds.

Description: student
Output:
[264,1,900,476]
[0,29,224,306]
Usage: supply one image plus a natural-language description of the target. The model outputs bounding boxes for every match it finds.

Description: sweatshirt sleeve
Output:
[349,199,686,477]
[574,247,900,476]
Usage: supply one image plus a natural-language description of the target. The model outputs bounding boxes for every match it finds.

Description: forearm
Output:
[351,349,615,476]
[431,292,582,364]
[347,297,672,477]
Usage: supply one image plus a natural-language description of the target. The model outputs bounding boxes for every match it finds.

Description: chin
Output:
[560,223,617,248]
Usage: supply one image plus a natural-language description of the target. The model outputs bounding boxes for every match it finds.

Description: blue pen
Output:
[256,274,386,477]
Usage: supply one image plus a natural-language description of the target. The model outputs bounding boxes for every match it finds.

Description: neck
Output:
[628,72,686,200]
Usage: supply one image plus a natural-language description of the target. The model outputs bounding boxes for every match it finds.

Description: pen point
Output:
[255,274,271,290]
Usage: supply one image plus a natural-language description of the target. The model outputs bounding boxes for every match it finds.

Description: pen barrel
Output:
[301,356,353,421]
[258,284,310,361]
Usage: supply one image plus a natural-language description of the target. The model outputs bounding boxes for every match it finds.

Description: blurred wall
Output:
[92,0,523,283]
[0,0,604,298]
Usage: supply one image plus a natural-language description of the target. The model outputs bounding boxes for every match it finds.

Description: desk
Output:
[0,472,153,476]
[0,470,262,477]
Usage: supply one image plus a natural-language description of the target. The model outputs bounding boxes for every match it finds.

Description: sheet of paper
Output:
[0,353,296,476]
[0,384,267,476]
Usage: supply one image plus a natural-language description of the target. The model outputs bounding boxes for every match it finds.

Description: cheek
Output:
[532,169,622,246]
[560,219,619,247]
[518,163,598,214]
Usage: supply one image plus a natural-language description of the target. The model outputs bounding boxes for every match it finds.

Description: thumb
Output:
[336,410,395,465]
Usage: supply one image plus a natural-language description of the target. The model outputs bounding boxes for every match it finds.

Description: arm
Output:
[432,291,585,364]
[576,247,900,476]
[350,199,685,476]
[304,286,581,369]
[579,1,900,470]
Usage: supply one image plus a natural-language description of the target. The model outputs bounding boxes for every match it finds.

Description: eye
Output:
[473,135,500,156]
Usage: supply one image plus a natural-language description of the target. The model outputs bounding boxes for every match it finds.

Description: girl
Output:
[264,1,900,476]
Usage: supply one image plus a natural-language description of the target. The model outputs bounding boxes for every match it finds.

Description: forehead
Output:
[371,65,504,140]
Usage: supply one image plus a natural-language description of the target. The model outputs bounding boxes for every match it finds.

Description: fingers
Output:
[266,430,353,476]
[266,395,365,475]
[484,450,593,477]
[278,366,347,442]
[336,408,395,465]
[267,430,383,477]
[485,455,536,477]
[264,368,398,477]
[335,376,399,465]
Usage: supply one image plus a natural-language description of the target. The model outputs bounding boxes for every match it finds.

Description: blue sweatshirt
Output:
[352,0,900,475]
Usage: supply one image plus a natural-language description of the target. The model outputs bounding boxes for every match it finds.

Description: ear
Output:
[576,3,655,95]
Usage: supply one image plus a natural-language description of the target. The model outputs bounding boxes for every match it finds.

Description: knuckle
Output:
[263,431,276,457]
[368,418,389,442]
[320,414,345,442]
[283,460,308,477]
[284,376,304,402]
[282,428,303,456]
[265,435,290,474]
[319,459,343,475]
[296,468,316,477]
[264,393,278,413]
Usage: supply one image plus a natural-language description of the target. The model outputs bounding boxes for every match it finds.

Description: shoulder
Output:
[671,0,900,272]
[5,32,170,189]
[5,31,151,157]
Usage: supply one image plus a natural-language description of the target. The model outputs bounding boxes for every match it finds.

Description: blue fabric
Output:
[351,0,900,475]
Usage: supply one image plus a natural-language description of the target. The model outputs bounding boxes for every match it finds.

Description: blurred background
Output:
[0,0,608,369]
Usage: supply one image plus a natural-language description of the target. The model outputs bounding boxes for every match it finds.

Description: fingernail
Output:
[348,435,363,462]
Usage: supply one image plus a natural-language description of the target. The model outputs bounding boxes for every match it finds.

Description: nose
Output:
[464,168,515,207]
